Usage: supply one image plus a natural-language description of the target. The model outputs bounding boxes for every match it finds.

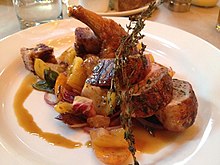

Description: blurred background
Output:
[0,0,219,49]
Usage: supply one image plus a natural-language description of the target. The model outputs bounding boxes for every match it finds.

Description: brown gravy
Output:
[133,123,198,153]
[13,74,82,148]
[14,74,198,153]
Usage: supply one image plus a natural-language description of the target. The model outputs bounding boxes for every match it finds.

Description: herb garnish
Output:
[32,69,58,93]
[111,1,162,164]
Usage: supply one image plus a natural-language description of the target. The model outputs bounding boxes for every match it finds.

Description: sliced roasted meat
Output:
[74,27,102,57]
[130,63,173,118]
[155,79,198,132]
[86,54,151,87]
[68,6,127,58]
[21,43,57,72]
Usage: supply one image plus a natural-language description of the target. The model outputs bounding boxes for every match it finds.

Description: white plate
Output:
[68,0,160,16]
[1,17,220,165]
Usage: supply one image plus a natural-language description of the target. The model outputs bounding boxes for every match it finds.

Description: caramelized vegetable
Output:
[58,46,76,65]
[54,101,73,114]
[90,128,128,148]
[34,58,50,79]
[54,73,67,98]
[87,115,110,128]
[67,57,87,92]
[106,91,116,115]
[90,128,130,165]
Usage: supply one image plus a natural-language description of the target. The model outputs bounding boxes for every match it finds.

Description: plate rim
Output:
[0,17,220,165]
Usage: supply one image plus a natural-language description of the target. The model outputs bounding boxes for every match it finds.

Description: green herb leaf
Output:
[32,80,54,93]
[111,1,162,165]
[32,69,58,93]
[44,69,59,88]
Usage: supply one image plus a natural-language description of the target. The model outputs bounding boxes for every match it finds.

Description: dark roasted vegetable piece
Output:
[74,27,102,57]
[21,43,57,72]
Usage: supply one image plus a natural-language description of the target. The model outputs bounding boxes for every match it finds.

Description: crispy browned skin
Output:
[86,55,151,87]
[74,27,102,56]
[130,63,173,118]
[86,58,115,87]
[68,6,127,58]
[155,79,198,132]
[118,54,152,86]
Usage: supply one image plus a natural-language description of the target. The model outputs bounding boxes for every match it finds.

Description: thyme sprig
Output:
[111,1,161,164]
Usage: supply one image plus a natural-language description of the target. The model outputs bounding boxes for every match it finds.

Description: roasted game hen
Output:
[20,5,198,165]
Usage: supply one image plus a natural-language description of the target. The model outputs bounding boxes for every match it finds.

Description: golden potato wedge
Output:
[58,46,76,65]
[90,128,130,165]
[54,73,67,97]
[90,128,128,148]
[54,101,73,114]
[47,63,66,73]
[106,91,116,115]
[93,145,130,165]
[67,57,87,92]
[34,58,50,79]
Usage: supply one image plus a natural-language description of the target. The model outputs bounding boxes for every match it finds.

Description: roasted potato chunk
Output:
[67,57,87,92]
[90,128,130,165]
[58,46,76,65]
[34,58,50,79]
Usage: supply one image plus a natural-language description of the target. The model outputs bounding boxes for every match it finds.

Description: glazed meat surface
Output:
[155,79,198,132]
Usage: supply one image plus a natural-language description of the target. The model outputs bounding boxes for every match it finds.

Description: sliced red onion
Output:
[44,93,58,105]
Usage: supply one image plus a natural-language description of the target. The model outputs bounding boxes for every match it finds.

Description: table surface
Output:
[0,0,219,49]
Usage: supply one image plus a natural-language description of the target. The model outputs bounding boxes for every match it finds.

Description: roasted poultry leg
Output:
[68,6,127,58]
